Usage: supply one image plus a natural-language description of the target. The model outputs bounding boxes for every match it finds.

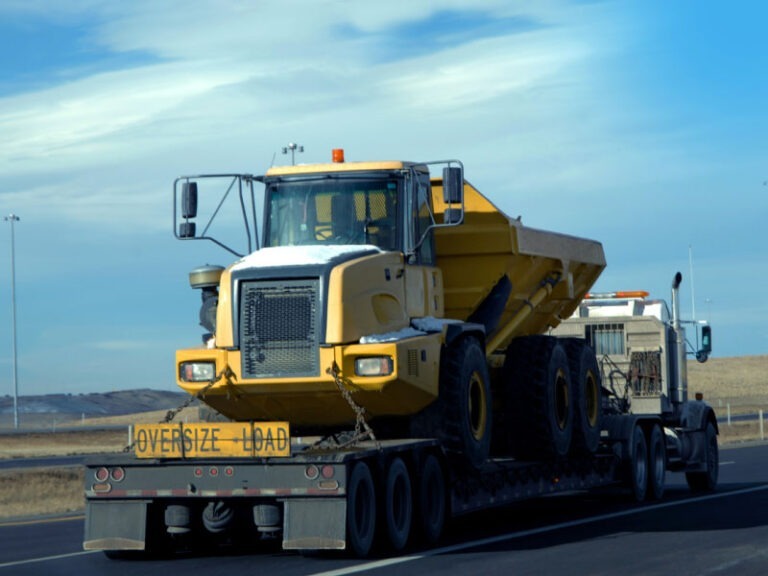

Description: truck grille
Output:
[240,279,321,378]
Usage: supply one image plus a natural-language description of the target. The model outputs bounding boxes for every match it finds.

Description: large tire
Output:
[347,461,377,557]
[686,422,719,492]
[563,339,602,454]
[384,457,412,552]
[438,336,492,468]
[628,424,648,502]
[502,336,574,459]
[648,424,666,500]
[415,453,446,546]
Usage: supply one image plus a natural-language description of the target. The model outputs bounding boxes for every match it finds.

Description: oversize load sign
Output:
[134,422,290,458]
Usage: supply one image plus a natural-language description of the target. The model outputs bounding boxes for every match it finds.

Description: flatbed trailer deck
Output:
[83,438,621,554]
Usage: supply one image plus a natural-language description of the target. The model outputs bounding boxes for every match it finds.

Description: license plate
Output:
[133,422,290,459]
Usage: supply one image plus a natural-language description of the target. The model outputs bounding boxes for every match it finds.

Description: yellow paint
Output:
[133,422,290,459]
[326,251,408,343]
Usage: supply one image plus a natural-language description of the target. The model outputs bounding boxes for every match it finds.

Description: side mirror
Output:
[442,167,463,204]
[182,182,198,219]
[179,222,196,238]
[696,325,712,363]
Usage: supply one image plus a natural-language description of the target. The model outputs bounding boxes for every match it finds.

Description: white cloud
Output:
[0,0,763,384]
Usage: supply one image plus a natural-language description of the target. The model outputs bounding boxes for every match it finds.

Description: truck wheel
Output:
[648,424,666,500]
[503,336,573,459]
[347,461,377,557]
[563,339,602,454]
[686,422,719,492]
[628,424,648,502]
[439,336,492,468]
[384,457,413,552]
[416,453,446,546]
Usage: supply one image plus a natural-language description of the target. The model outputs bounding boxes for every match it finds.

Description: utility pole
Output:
[282,142,304,165]
[4,214,20,429]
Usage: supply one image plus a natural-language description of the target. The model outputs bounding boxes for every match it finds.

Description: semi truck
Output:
[84,150,717,557]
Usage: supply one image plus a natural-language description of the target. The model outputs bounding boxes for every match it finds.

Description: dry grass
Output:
[0,430,128,460]
[688,355,768,415]
[0,407,200,461]
[0,468,84,519]
[74,407,199,427]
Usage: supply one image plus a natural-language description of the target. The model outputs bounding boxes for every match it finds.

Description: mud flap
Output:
[282,498,346,550]
[83,500,149,551]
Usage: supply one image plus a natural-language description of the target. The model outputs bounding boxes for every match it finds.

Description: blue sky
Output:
[0,1,766,395]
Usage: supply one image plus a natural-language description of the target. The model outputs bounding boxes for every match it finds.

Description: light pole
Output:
[282,142,304,165]
[4,214,19,430]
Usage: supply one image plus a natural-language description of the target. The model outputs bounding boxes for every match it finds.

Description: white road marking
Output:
[308,484,768,576]
[0,550,98,570]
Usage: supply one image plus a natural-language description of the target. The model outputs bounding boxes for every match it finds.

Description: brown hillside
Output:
[688,355,768,413]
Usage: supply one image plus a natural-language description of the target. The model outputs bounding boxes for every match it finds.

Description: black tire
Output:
[415,453,446,546]
[347,461,377,557]
[439,336,492,468]
[628,424,648,502]
[563,339,602,454]
[686,422,719,492]
[384,457,412,552]
[503,336,574,459]
[648,424,666,500]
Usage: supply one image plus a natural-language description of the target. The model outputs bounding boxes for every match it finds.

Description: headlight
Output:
[354,357,394,377]
[180,361,216,382]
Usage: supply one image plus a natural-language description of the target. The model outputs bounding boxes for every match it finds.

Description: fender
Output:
[680,401,719,433]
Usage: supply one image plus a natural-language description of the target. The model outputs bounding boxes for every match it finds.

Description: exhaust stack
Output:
[671,272,688,404]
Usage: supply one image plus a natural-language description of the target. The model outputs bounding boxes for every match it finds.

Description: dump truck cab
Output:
[173,153,466,430]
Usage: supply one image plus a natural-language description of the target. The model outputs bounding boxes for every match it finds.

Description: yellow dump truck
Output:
[84,151,718,558]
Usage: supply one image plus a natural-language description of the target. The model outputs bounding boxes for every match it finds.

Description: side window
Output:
[414,173,435,265]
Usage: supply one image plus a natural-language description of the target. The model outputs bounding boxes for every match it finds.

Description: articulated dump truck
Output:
[84,150,718,557]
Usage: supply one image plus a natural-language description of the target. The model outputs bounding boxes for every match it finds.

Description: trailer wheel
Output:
[347,461,377,557]
[563,339,602,454]
[440,336,492,468]
[648,424,666,500]
[416,453,446,546]
[384,457,413,552]
[502,336,573,459]
[628,424,648,502]
[686,422,719,492]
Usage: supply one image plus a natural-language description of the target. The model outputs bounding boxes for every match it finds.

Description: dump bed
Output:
[432,181,605,353]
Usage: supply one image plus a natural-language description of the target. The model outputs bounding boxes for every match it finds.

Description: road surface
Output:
[1,442,767,576]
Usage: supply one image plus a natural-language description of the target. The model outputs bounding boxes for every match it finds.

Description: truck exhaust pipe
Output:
[670,272,687,404]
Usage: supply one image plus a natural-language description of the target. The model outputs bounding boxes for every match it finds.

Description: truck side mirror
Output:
[442,167,463,204]
[701,325,712,353]
[696,325,712,363]
[182,182,198,219]
[179,222,196,238]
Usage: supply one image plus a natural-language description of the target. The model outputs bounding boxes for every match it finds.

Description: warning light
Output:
[584,291,650,300]
[332,149,345,163]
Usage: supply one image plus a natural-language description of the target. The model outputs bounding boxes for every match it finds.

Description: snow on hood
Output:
[230,245,383,272]
[360,327,426,344]
[359,318,463,344]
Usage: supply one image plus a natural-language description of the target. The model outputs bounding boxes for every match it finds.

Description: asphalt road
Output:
[1,442,767,576]
[0,455,91,470]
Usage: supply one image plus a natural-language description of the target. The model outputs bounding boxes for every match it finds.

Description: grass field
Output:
[0,356,766,521]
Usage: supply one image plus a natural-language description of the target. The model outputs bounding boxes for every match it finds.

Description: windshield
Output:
[264,177,400,250]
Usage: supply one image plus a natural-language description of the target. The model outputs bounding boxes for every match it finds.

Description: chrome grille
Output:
[240,279,320,378]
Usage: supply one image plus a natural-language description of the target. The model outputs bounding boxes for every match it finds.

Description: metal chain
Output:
[121,366,233,453]
[326,363,380,450]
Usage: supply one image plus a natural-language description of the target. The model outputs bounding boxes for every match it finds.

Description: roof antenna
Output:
[688,245,696,322]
